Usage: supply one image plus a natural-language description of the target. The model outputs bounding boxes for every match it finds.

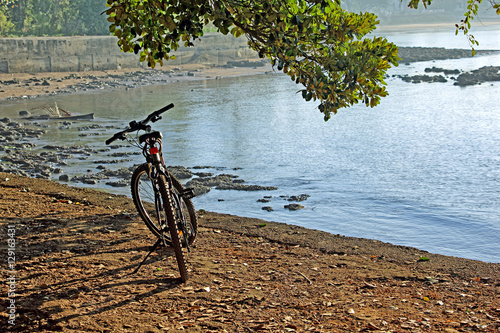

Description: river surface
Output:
[2,25,499,262]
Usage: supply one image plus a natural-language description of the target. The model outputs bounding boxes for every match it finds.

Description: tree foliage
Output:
[455,0,500,55]
[105,0,498,120]
[106,0,400,120]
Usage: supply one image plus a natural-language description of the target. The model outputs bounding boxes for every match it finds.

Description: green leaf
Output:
[133,44,140,54]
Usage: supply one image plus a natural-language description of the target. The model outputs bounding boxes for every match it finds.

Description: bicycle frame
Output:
[140,133,192,251]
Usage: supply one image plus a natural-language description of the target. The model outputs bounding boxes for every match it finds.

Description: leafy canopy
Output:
[105,0,400,120]
[105,0,498,120]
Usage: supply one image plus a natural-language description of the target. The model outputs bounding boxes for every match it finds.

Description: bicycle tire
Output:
[157,173,189,282]
[170,173,197,246]
[131,164,197,245]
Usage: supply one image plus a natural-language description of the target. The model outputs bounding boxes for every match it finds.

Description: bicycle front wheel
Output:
[157,173,188,282]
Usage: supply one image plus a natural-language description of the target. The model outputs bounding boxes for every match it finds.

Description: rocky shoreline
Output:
[0,63,273,102]
[0,117,281,191]
[395,65,500,85]
[395,48,500,86]
[397,47,496,63]
[0,116,310,214]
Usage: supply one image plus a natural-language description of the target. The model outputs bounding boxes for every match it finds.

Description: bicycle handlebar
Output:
[105,103,174,145]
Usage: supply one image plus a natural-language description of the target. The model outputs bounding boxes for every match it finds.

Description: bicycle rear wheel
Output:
[131,164,171,243]
[170,174,197,247]
[131,164,197,245]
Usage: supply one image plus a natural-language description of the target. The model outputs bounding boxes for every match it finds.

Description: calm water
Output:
[2,26,499,262]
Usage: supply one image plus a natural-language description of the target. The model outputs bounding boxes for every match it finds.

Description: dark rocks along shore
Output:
[395,65,500,85]
[0,118,303,213]
[396,46,495,63]
[394,48,499,86]
[454,65,500,86]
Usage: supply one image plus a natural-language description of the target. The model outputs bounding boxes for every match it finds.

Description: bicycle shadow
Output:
[1,211,188,331]
[21,275,183,330]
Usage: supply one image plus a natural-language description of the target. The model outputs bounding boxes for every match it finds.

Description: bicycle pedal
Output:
[182,188,195,199]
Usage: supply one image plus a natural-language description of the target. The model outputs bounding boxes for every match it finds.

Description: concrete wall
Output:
[0,34,260,74]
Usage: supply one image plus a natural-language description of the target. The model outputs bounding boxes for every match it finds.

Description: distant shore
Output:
[377,20,500,32]
[1,45,498,103]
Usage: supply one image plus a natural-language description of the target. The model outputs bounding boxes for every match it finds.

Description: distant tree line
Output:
[343,0,493,17]
[0,0,496,38]
[0,0,110,37]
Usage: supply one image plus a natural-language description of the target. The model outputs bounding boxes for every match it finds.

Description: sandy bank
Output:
[0,63,274,102]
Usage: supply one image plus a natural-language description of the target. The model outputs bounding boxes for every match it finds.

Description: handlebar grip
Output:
[105,134,120,145]
[156,103,174,115]
[148,103,174,123]
[105,137,116,145]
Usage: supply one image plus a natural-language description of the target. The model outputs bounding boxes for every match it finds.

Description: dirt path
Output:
[0,173,498,332]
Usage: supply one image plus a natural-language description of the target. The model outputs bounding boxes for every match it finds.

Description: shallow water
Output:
[1,27,499,263]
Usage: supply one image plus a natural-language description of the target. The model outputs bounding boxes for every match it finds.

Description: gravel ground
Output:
[0,173,498,332]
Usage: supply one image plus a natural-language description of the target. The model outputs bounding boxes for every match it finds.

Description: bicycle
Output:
[105,103,197,282]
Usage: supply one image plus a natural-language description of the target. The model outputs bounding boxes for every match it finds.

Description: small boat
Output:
[23,113,95,121]
[21,102,95,121]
